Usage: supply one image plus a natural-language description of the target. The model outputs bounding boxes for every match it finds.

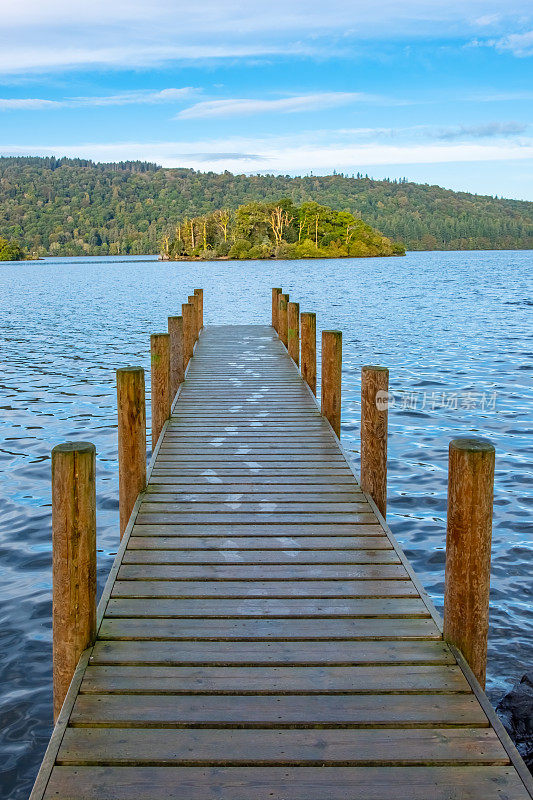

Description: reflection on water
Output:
[0,251,531,797]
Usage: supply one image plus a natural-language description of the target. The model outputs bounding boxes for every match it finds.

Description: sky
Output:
[0,0,532,199]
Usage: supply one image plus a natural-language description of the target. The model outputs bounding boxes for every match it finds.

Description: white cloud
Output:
[2,132,532,175]
[71,87,196,107]
[178,93,381,119]
[0,1,532,73]
[0,98,62,110]
[435,121,528,139]
[493,30,533,56]
[0,88,196,111]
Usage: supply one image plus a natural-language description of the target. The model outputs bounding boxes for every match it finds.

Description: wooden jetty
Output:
[30,291,532,800]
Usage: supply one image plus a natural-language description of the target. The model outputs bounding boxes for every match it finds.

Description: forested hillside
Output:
[0,156,532,256]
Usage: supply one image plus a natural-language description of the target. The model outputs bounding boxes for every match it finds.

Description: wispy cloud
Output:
[0,1,532,73]
[470,29,533,57]
[435,121,528,139]
[0,87,196,111]
[177,92,383,119]
[471,90,533,102]
[493,30,533,56]
[0,98,61,110]
[2,130,533,174]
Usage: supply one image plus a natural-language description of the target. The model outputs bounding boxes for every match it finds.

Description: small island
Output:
[161,200,405,260]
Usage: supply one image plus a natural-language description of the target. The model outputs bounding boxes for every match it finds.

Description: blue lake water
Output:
[0,250,531,798]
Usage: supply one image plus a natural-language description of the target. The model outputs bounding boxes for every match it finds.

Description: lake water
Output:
[0,251,531,798]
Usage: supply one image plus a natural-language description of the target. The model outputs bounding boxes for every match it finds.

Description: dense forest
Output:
[0,236,24,261]
[164,200,404,259]
[0,156,532,257]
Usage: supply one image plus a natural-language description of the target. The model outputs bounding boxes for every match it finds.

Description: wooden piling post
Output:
[182,302,194,369]
[288,301,300,365]
[188,295,199,343]
[360,365,389,518]
[300,312,316,395]
[194,288,204,331]
[168,315,184,399]
[321,330,342,437]
[52,441,96,721]
[272,288,282,331]
[150,333,170,448]
[116,367,146,538]
[444,437,495,687]
[278,293,289,348]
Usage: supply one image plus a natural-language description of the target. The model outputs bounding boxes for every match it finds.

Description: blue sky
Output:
[0,0,532,199]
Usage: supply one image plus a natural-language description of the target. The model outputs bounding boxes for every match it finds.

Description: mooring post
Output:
[150,333,170,448]
[278,293,289,348]
[116,367,146,538]
[321,330,342,437]
[300,312,317,395]
[360,365,389,518]
[168,315,184,398]
[188,295,199,343]
[52,441,96,722]
[272,288,282,331]
[194,288,204,331]
[288,301,300,365]
[182,302,194,369]
[443,437,495,688]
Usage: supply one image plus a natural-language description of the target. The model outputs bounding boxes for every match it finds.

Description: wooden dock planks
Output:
[32,325,533,800]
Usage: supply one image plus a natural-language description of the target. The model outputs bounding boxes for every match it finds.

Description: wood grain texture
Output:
[288,301,300,365]
[278,293,289,347]
[360,365,389,518]
[194,289,203,330]
[321,330,342,437]
[444,437,495,688]
[271,288,281,331]
[57,727,507,765]
[167,316,184,398]
[116,368,146,538]
[51,442,96,722]
[150,333,171,448]
[43,766,532,800]
[300,311,316,395]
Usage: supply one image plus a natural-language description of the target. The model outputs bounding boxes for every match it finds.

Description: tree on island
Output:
[162,199,405,260]
[0,236,24,261]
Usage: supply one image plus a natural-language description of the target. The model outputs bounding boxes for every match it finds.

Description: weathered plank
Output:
[89,639,453,665]
[116,564,408,580]
[120,548,400,564]
[81,664,472,694]
[70,693,487,727]
[111,579,417,598]
[127,535,393,549]
[105,597,429,618]
[43,765,532,800]
[98,617,443,641]
[57,727,508,765]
